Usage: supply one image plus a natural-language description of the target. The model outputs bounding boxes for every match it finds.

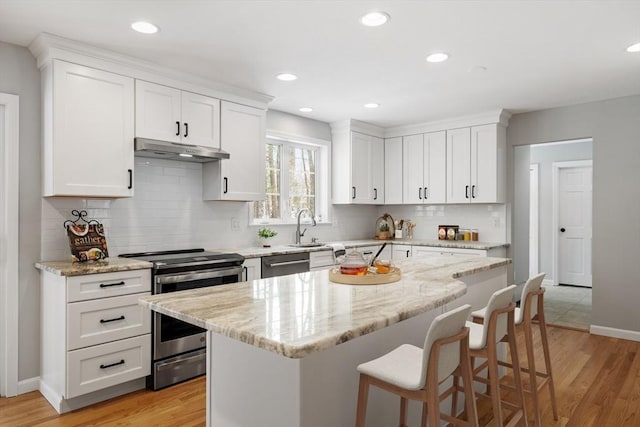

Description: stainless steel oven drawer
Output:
[150,348,206,390]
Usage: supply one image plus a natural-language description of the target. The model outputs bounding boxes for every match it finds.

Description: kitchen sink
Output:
[288,243,325,248]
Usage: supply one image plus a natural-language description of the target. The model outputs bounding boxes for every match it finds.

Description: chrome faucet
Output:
[295,208,317,244]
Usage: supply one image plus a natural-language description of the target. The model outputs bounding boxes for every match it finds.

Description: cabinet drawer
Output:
[67,270,151,302]
[67,293,151,350]
[66,334,151,398]
[310,250,334,269]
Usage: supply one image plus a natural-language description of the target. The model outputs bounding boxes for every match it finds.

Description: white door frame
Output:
[552,159,593,287]
[0,93,19,397]
[529,164,539,277]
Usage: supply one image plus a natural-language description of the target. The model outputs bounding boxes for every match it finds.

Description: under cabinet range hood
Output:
[134,138,230,163]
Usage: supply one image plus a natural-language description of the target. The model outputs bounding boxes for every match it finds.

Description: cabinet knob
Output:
[560,228,566,232]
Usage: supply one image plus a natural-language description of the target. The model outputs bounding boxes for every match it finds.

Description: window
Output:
[253,135,329,224]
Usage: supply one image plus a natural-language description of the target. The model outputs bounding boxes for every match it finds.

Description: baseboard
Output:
[590,325,640,342]
[18,377,40,394]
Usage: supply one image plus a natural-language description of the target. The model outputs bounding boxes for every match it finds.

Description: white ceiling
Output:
[1,0,639,128]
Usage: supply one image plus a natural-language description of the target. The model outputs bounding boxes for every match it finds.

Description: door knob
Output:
[560,228,566,232]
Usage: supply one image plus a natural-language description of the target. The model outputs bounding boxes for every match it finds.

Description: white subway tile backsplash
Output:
[40,157,508,261]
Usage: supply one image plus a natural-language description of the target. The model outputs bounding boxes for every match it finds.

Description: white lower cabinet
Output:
[66,335,150,399]
[310,250,335,271]
[353,244,393,261]
[411,246,506,259]
[242,258,262,281]
[40,268,151,413]
[392,244,413,259]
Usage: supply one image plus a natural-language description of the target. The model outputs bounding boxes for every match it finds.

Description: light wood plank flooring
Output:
[2,325,639,426]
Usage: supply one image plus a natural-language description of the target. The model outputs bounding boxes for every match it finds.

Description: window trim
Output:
[252,130,331,225]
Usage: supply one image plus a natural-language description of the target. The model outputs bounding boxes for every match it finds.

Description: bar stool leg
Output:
[487,340,504,426]
[399,397,408,426]
[538,311,559,420]
[355,374,369,427]
[507,316,528,427]
[461,339,479,427]
[523,318,541,427]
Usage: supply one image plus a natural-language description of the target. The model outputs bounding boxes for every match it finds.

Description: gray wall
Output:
[0,41,41,381]
[530,141,592,279]
[507,95,640,333]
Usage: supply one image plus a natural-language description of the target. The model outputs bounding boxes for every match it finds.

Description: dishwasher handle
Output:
[266,259,309,268]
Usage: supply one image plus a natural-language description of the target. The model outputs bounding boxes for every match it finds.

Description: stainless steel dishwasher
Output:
[261,252,310,278]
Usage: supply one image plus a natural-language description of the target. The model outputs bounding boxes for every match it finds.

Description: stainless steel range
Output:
[120,248,244,390]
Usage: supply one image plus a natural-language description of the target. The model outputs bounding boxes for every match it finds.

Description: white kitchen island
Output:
[139,256,510,427]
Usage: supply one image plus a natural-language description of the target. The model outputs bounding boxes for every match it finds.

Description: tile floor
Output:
[542,283,592,330]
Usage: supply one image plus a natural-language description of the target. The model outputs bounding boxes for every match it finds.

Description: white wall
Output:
[508,95,640,334]
[529,140,592,279]
[0,41,42,383]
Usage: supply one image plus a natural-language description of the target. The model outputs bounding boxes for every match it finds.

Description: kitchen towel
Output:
[326,243,346,263]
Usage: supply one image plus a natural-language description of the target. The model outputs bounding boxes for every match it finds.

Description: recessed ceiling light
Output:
[276,73,298,81]
[426,52,449,63]
[364,103,379,109]
[627,42,640,53]
[299,107,313,113]
[360,11,390,27]
[131,21,159,34]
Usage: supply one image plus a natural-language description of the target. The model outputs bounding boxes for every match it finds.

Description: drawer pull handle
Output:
[100,359,125,369]
[100,315,125,324]
[99,281,125,288]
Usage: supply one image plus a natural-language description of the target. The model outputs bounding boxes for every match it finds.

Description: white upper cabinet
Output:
[135,80,220,149]
[384,137,403,205]
[43,60,134,197]
[180,91,221,148]
[331,123,385,204]
[446,124,505,203]
[371,136,385,203]
[203,101,266,201]
[402,131,446,204]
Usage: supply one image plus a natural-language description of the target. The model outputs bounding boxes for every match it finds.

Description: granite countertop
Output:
[216,239,509,259]
[139,256,510,358]
[35,258,153,276]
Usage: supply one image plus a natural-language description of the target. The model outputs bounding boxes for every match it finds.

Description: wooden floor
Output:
[2,325,640,426]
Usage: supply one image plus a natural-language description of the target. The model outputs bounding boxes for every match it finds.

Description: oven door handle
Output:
[156,352,206,371]
[155,266,244,285]
[266,259,309,268]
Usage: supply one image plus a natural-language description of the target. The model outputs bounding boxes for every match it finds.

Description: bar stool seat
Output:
[355,304,478,427]
[459,285,528,427]
[471,273,558,427]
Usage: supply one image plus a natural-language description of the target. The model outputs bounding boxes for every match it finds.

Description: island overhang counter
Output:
[140,256,510,427]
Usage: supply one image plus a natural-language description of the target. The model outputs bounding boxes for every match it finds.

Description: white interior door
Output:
[557,163,592,287]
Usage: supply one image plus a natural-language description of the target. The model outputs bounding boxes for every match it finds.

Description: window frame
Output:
[252,131,331,226]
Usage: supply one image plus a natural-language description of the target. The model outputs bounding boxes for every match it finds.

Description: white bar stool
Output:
[472,273,558,427]
[461,285,528,427]
[355,304,478,427]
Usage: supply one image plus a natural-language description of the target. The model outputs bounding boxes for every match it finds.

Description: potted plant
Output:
[258,227,277,247]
